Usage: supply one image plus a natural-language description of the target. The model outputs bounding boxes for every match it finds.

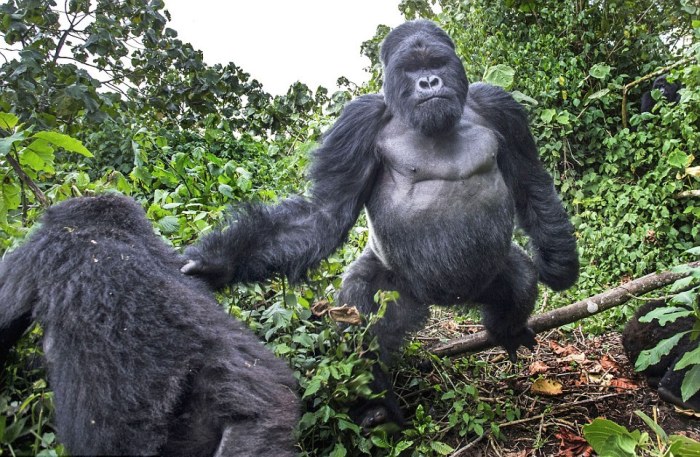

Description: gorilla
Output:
[183,20,579,427]
[0,194,299,457]
[640,75,681,113]
[622,300,699,412]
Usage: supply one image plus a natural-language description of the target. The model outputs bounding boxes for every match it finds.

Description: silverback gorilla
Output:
[0,195,298,456]
[183,20,579,427]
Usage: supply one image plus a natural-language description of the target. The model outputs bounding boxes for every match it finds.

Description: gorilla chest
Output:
[375,122,505,211]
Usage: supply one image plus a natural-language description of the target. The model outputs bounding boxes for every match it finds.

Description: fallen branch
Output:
[432,261,700,357]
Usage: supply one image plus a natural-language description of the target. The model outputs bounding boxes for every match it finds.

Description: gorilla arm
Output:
[183,94,387,289]
[467,83,579,291]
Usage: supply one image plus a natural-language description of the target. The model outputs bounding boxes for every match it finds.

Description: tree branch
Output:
[5,153,49,208]
[431,261,700,357]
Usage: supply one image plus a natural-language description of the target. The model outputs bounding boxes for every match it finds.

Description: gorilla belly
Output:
[367,175,514,304]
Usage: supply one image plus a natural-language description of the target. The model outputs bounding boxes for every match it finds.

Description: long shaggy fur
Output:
[622,300,699,412]
[0,194,299,457]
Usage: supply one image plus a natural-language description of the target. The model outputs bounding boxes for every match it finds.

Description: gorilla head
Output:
[640,75,682,113]
[380,20,469,136]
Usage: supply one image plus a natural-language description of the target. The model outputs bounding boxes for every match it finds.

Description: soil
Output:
[410,316,700,456]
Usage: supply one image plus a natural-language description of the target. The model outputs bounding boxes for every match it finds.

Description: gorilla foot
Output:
[500,327,537,363]
[658,386,700,413]
[351,397,404,433]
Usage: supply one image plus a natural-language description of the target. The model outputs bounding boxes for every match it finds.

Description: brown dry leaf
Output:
[559,353,587,364]
[531,378,564,396]
[575,371,589,386]
[600,354,620,372]
[587,362,603,374]
[549,341,578,356]
[609,378,639,392]
[439,320,459,332]
[311,300,330,317]
[529,360,550,375]
[555,430,593,457]
[328,305,362,325]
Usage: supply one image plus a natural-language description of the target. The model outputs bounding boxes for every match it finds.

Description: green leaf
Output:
[0,112,19,130]
[668,434,700,456]
[675,344,700,371]
[583,418,639,457]
[587,89,610,101]
[634,410,667,442]
[302,378,321,399]
[589,63,611,79]
[0,131,26,156]
[639,306,693,325]
[540,108,556,123]
[328,443,347,457]
[668,150,690,169]
[32,131,93,157]
[686,247,700,256]
[157,215,180,234]
[483,64,515,89]
[671,276,696,292]
[430,441,454,455]
[681,364,700,402]
[635,332,687,371]
[511,90,538,105]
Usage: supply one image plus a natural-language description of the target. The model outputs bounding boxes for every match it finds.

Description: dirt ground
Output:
[410,317,700,456]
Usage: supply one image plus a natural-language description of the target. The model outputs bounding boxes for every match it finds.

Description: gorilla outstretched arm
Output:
[184,94,387,288]
[468,83,579,291]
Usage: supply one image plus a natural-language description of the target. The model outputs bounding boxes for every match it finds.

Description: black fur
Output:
[0,194,299,456]
[622,300,699,412]
[184,20,579,427]
[640,75,681,113]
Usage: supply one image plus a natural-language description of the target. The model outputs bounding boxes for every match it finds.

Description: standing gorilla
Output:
[0,194,298,457]
[184,20,579,427]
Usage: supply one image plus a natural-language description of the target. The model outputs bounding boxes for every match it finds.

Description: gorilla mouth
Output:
[417,96,449,105]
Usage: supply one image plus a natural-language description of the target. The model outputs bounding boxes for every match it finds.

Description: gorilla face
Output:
[381,20,469,136]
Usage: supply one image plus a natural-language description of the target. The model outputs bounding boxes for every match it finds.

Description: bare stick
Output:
[432,261,700,357]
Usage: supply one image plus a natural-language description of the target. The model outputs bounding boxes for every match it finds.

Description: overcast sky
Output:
[164,1,406,95]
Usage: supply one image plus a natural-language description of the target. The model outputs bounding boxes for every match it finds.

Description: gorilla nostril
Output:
[429,76,442,88]
[418,79,430,90]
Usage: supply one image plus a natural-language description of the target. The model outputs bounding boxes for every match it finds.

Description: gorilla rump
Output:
[0,194,298,457]
[623,300,699,412]
[184,20,579,427]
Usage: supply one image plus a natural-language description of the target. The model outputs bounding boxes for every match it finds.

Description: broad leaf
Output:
[635,332,688,371]
[32,131,93,157]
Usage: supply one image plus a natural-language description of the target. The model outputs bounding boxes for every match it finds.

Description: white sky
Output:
[164,1,406,95]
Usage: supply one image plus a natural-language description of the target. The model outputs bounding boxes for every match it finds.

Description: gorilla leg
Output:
[337,248,430,428]
[477,244,538,361]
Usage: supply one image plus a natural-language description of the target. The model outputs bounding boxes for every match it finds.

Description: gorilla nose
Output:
[417,75,443,93]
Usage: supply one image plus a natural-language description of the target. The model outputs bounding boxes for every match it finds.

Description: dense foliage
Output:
[1,0,699,455]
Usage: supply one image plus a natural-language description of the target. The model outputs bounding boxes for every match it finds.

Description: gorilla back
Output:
[0,194,298,457]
